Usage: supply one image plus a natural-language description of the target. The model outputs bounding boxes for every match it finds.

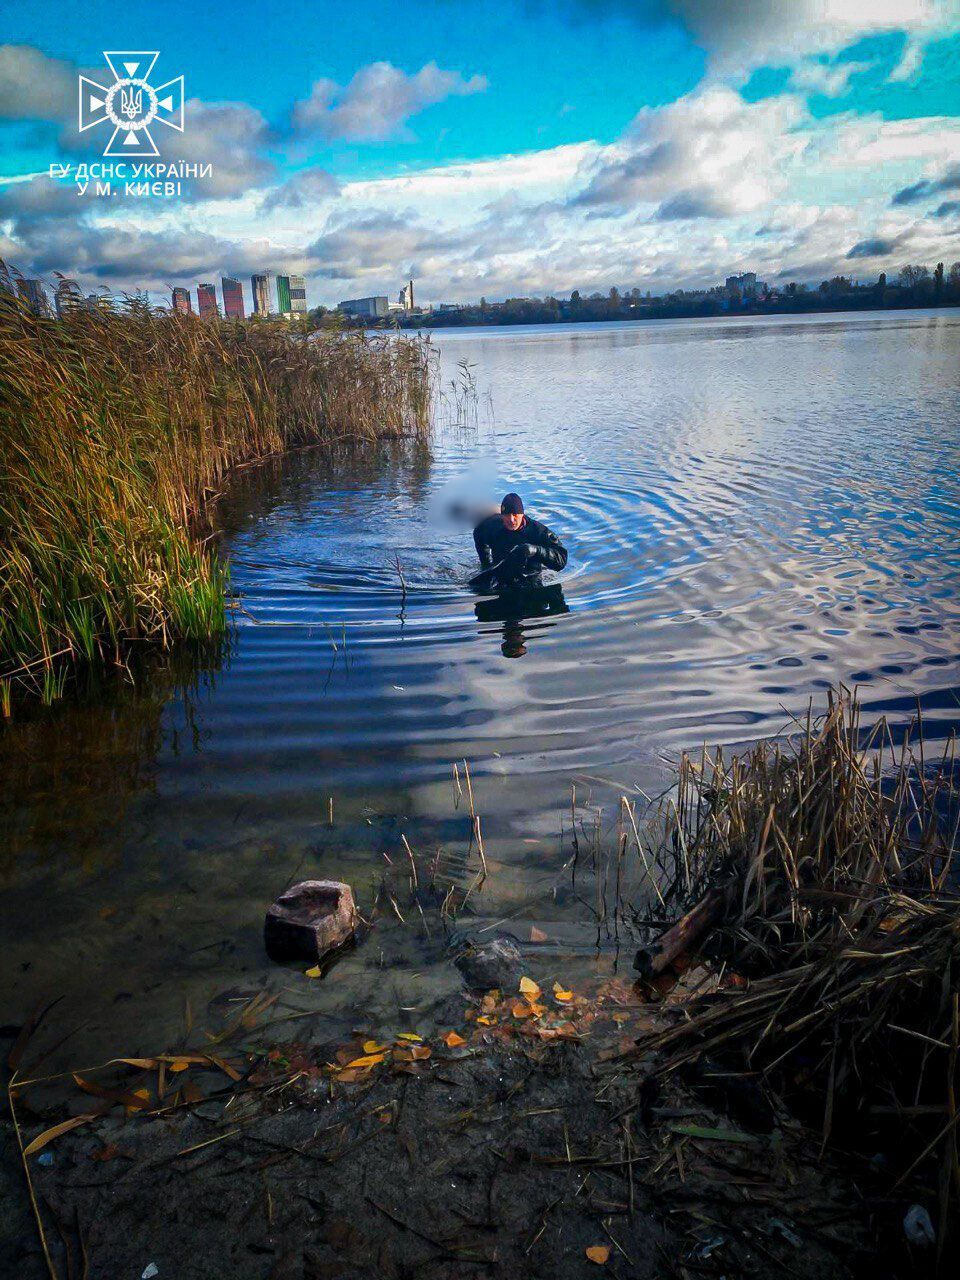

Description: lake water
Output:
[2,310,959,1064]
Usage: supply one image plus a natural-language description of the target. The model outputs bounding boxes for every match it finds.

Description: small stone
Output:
[454,937,523,991]
[264,880,358,963]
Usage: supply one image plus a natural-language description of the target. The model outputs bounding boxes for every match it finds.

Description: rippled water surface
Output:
[3,311,959,1059]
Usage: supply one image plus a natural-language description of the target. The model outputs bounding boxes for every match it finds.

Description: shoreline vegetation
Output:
[6,689,958,1276]
[341,262,960,330]
[0,264,432,709]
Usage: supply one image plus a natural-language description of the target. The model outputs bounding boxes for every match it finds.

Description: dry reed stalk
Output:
[0,266,434,704]
[631,687,959,1253]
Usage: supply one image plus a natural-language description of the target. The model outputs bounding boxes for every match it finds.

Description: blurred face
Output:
[501,511,524,532]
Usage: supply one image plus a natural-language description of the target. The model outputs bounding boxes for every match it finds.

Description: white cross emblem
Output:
[79,52,184,158]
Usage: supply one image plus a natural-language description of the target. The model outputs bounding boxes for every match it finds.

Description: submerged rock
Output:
[264,880,358,963]
[454,936,523,991]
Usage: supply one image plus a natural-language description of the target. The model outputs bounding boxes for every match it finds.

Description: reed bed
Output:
[634,688,959,1256]
[0,267,432,702]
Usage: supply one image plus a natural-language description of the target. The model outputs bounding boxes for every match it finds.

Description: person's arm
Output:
[525,522,568,572]
[473,521,494,569]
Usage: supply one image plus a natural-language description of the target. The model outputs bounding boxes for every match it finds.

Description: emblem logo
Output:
[79,52,184,157]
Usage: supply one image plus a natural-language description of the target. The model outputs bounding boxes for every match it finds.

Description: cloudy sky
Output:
[2,0,960,307]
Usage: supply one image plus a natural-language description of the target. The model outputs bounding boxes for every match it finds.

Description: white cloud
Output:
[665,0,945,74]
[789,58,870,97]
[291,61,487,142]
[573,87,806,218]
[0,44,76,120]
[889,36,926,80]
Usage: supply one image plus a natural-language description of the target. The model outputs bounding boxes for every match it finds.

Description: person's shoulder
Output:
[474,514,500,536]
[525,517,553,537]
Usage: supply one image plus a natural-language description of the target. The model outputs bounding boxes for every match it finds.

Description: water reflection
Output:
[474,583,570,658]
[2,310,959,1071]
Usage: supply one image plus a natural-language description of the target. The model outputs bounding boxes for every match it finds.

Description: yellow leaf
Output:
[476,1016,493,1026]
[23,1114,96,1156]
[124,1087,151,1114]
[586,1245,611,1264]
[363,1041,388,1054]
[612,1012,629,1024]
[345,1053,387,1069]
[553,982,573,1001]
[519,976,541,998]
[511,999,534,1019]
[168,1059,192,1073]
[304,965,322,978]
[396,1033,422,1042]
[443,1031,466,1047]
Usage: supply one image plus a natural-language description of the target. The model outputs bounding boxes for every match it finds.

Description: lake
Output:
[2,309,959,1063]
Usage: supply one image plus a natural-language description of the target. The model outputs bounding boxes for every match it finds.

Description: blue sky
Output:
[2,0,960,305]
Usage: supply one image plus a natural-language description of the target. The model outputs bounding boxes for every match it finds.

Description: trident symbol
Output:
[120,86,143,119]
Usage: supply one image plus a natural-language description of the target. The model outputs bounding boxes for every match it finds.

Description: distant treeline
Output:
[319,262,960,330]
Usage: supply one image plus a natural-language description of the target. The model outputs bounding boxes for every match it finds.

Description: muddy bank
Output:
[4,972,877,1280]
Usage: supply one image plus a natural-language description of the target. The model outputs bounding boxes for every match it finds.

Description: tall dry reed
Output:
[0,267,432,701]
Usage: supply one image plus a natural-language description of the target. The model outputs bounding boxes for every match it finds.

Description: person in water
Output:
[473,492,568,588]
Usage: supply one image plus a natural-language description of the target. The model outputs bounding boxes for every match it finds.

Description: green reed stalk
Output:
[0,270,433,703]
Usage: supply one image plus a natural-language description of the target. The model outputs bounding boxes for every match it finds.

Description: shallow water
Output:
[2,310,959,1063]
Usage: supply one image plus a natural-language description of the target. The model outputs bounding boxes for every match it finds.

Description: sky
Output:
[2,0,960,307]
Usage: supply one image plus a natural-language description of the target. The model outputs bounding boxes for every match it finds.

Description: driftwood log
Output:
[633,887,727,979]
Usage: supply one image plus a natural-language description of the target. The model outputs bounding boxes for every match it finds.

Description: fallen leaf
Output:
[611,1012,629,1024]
[168,1060,192,1073]
[304,966,322,978]
[345,1053,387,1069]
[363,1041,388,1054]
[410,1045,432,1060]
[553,983,573,1002]
[124,1087,151,1114]
[476,1016,493,1026]
[586,1244,610,1264]
[519,976,541,998]
[98,906,116,919]
[529,926,548,942]
[511,1000,535,1019]
[443,1031,466,1047]
[481,992,500,1012]
[396,1033,422,1043]
[24,1114,95,1156]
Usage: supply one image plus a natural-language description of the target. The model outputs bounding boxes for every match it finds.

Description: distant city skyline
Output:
[2,2,959,305]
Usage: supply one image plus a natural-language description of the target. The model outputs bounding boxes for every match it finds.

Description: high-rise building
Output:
[172,286,192,315]
[197,283,218,320]
[251,273,272,316]
[17,278,51,317]
[276,274,292,315]
[288,274,307,316]
[399,279,415,311]
[222,276,245,319]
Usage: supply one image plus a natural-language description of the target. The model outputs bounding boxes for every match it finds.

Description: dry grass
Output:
[634,688,959,1258]
[0,266,432,703]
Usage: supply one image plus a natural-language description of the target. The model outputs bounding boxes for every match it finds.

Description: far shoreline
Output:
[387,300,960,334]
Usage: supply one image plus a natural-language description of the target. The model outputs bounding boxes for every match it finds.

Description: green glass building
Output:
[276,275,291,314]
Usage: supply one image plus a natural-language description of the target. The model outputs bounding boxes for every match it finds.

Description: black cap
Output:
[501,492,524,515]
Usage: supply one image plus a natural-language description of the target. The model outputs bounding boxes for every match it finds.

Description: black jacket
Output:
[473,515,568,584]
